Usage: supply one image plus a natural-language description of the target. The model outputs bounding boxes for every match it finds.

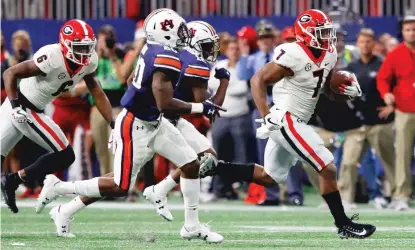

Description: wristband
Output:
[190,103,204,114]
[10,99,20,109]
[109,120,115,129]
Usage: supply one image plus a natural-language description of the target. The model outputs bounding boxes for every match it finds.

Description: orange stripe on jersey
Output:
[154,57,182,70]
[185,67,210,77]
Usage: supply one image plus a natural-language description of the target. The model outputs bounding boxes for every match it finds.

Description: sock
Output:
[217,161,255,183]
[55,178,101,197]
[154,175,177,197]
[181,177,200,230]
[322,191,351,226]
[59,196,86,217]
[24,146,75,181]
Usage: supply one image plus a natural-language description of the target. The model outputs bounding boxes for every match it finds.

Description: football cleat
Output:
[180,223,224,244]
[199,153,218,178]
[1,174,19,213]
[143,185,173,222]
[36,175,61,213]
[336,214,376,239]
[50,206,75,238]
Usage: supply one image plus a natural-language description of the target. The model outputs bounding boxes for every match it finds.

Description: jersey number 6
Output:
[51,80,74,96]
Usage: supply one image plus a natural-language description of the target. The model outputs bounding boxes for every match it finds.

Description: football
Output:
[329,70,354,94]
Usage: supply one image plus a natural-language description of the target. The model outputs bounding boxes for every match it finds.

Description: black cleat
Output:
[1,174,19,213]
[336,214,376,239]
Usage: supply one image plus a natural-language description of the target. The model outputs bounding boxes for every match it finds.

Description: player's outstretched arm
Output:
[84,73,114,127]
[3,60,45,101]
[250,62,291,117]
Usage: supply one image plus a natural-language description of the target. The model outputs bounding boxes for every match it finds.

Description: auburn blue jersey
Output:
[120,43,182,121]
[174,49,211,103]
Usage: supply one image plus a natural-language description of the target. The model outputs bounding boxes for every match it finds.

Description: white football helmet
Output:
[187,21,220,63]
[144,8,191,48]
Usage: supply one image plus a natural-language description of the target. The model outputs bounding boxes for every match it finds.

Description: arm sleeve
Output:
[236,55,254,80]
[376,55,394,98]
[33,45,59,75]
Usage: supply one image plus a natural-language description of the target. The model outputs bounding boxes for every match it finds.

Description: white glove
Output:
[108,130,116,154]
[12,107,31,123]
[340,73,362,97]
[255,110,286,139]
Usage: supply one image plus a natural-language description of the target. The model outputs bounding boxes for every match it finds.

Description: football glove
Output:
[255,110,286,139]
[12,107,32,123]
[202,100,226,121]
[214,68,231,81]
[340,73,362,98]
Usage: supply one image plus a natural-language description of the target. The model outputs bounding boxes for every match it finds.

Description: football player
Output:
[0,19,114,213]
[36,9,224,243]
[142,21,230,221]
[42,20,230,231]
[200,9,376,239]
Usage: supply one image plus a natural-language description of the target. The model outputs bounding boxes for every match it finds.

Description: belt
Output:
[18,90,43,113]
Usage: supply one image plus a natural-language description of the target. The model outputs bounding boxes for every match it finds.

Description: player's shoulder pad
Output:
[86,51,99,74]
[151,44,182,73]
[272,43,303,73]
[182,50,211,80]
[33,44,62,74]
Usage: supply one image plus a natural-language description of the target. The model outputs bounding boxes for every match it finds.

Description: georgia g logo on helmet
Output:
[299,14,311,23]
[63,25,73,35]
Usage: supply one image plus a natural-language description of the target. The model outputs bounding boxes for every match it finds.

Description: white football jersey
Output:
[19,44,98,110]
[271,42,337,122]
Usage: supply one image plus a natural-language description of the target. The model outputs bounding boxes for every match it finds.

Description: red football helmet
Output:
[59,19,96,66]
[294,9,336,50]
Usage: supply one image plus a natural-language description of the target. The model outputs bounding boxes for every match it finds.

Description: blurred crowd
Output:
[1,17,414,210]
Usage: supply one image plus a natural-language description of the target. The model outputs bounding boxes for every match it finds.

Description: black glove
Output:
[202,100,226,123]
[214,67,231,81]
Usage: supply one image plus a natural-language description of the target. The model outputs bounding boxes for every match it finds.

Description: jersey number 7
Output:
[312,69,324,98]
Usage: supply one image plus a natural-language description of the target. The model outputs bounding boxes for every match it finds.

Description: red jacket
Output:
[377,43,415,113]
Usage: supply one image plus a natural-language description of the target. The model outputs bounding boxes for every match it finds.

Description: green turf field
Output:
[2,199,415,250]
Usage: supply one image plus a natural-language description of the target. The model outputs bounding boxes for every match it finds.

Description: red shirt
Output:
[377,43,415,113]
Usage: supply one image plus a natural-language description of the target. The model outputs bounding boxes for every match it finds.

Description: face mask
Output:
[17,49,29,62]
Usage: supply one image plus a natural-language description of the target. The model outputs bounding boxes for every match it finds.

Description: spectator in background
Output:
[91,25,126,176]
[385,37,399,53]
[338,28,394,210]
[273,28,282,47]
[378,33,393,46]
[377,16,415,210]
[218,32,232,60]
[336,28,356,69]
[373,41,387,57]
[208,38,255,200]
[236,26,257,55]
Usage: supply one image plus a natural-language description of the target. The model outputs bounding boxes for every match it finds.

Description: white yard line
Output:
[2,199,415,214]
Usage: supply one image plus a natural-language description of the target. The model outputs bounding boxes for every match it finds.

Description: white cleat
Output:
[394,199,409,211]
[36,175,61,213]
[143,186,173,221]
[49,206,75,238]
[180,223,224,244]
